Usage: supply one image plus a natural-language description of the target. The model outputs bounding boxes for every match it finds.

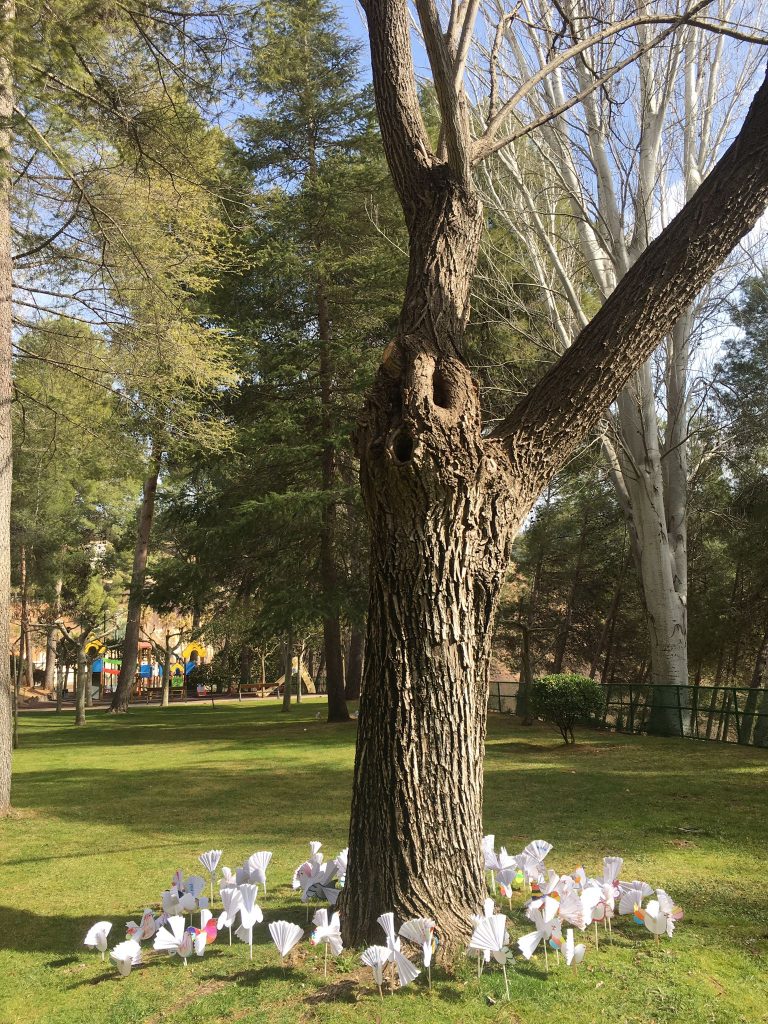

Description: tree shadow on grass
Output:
[16,704,357,752]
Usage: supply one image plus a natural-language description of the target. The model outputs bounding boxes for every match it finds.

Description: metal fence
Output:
[601,683,768,746]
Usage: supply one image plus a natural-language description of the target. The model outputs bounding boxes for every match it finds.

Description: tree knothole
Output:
[391,428,415,464]
[432,362,453,410]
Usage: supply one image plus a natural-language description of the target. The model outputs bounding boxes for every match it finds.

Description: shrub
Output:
[529,674,605,744]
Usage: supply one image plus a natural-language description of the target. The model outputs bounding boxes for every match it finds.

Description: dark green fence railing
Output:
[600,683,768,746]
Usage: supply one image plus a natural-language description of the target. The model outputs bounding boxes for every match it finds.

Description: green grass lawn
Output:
[1,701,767,1024]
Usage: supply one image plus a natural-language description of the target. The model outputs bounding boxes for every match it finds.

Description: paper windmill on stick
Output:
[84,921,112,961]
[563,928,586,971]
[235,884,263,960]
[399,917,437,988]
[269,920,304,966]
[468,898,496,975]
[518,895,560,971]
[361,945,390,999]
[199,849,222,905]
[617,879,653,916]
[467,913,511,1000]
[633,891,683,943]
[153,915,195,965]
[310,908,343,976]
[217,885,243,946]
[109,939,142,977]
[246,851,273,897]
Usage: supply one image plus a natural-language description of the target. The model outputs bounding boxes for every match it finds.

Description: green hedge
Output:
[530,673,605,744]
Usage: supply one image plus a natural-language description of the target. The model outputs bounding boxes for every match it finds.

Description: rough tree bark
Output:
[0,0,14,815]
[340,0,768,950]
[111,447,161,712]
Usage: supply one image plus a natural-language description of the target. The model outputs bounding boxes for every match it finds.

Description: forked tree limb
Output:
[493,65,768,511]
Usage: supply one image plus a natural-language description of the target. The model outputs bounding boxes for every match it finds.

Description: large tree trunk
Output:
[342,0,768,950]
[344,628,364,700]
[0,0,14,814]
[341,170,518,946]
[111,449,161,712]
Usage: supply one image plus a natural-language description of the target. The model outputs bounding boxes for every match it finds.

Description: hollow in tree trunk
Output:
[111,449,161,712]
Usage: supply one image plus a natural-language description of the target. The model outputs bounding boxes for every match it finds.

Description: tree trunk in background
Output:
[111,448,161,712]
[74,643,88,727]
[43,579,62,694]
[552,507,589,673]
[590,553,626,678]
[344,628,364,700]
[55,659,64,712]
[44,626,57,691]
[295,642,303,704]
[0,0,14,813]
[615,369,689,736]
[281,630,293,712]
[161,637,171,707]
[740,619,768,745]
[18,544,32,688]
[518,539,544,723]
[318,281,350,724]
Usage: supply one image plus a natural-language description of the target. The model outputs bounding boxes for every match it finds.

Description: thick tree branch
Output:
[414,0,472,181]
[494,66,768,512]
[362,0,435,210]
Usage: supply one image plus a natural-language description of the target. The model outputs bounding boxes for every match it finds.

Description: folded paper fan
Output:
[84,921,112,959]
[322,885,341,906]
[199,849,222,874]
[309,841,322,857]
[558,886,603,930]
[110,939,142,977]
[311,909,344,955]
[217,887,243,933]
[518,896,559,960]
[269,920,304,958]
[247,851,273,893]
[399,917,437,969]
[618,880,654,916]
[361,944,390,988]
[602,856,624,885]
[564,928,586,967]
[377,912,401,955]
[655,889,684,921]
[238,884,264,929]
[153,915,195,963]
[468,913,509,965]
[393,949,420,987]
[522,840,553,862]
